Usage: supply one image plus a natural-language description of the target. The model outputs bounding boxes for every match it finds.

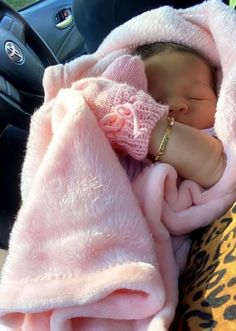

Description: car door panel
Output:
[20,0,86,63]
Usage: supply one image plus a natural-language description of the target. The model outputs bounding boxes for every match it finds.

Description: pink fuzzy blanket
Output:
[1,1,236,330]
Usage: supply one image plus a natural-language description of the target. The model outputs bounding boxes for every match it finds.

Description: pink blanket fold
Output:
[1,0,236,330]
[0,90,178,330]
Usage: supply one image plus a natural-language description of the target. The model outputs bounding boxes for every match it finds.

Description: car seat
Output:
[72,0,228,53]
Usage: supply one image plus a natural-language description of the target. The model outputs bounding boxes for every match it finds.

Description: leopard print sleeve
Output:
[172,203,236,331]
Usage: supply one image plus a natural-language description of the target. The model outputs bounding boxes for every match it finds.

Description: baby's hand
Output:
[149,119,226,187]
[73,55,168,160]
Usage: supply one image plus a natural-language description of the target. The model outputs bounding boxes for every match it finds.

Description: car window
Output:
[4,0,41,11]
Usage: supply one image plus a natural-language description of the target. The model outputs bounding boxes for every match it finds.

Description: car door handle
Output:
[56,15,73,29]
[55,8,73,29]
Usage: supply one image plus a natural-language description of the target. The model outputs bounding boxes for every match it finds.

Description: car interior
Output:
[1,0,214,253]
[0,1,236,329]
[0,0,233,262]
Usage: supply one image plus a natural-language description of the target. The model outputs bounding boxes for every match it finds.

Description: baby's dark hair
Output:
[133,42,198,59]
[132,42,217,93]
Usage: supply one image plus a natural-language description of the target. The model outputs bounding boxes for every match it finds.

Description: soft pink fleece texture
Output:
[0,91,177,331]
[1,1,236,330]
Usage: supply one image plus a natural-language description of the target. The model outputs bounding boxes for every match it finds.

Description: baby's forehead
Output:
[144,49,215,88]
[145,49,209,67]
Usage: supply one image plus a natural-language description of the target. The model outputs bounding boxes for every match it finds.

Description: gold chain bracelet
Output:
[154,116,175,162]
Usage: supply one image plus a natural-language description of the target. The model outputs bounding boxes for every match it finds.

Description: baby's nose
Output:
[168,97,188,115]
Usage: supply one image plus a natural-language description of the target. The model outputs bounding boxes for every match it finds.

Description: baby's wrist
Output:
[148,117,171,158]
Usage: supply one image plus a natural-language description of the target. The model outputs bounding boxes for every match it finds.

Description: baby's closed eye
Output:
[186,85,215,101]
[187,96,206,100]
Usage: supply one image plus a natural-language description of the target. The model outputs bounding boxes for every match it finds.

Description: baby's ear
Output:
[102,54,148,91]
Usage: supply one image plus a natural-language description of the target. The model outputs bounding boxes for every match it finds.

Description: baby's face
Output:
[143,50,217,129]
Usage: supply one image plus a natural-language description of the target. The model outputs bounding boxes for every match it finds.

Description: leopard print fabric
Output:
[172,204,236,331]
